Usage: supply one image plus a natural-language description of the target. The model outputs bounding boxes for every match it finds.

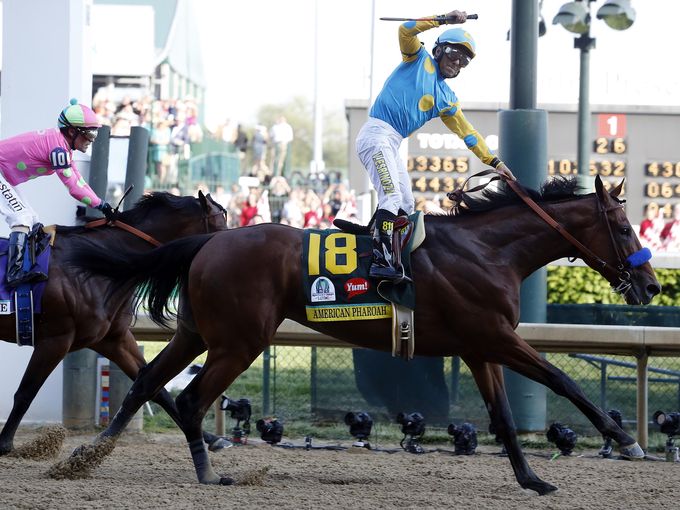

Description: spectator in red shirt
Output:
[240,192,259,227]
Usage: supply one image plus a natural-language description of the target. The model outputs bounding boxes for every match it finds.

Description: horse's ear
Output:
[595,174,605,202]
[610,179,625,199]
[198,190,208,210]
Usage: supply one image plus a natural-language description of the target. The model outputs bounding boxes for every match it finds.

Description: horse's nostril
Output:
[648,283,662,296]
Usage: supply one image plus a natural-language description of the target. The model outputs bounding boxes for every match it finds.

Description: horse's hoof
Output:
[620,442,644,460]
[219,477,235,485]
[208,437,233,452]
[0,444,12,456]
[70,444,88,458]
[522,479,558,495]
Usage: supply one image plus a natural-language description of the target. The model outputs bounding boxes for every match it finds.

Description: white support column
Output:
[1,0,93,229]
[0,0,93,424]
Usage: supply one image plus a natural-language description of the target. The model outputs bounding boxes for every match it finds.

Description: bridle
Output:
[202,197,228,233]
[448,172,649,295]
[505,179,635,294]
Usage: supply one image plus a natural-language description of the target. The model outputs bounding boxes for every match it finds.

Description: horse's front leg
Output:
[464,357,558,495]
[94,324,206,443]
[0,334,71,455]
[93,330,227,450]
[494,334,642,458]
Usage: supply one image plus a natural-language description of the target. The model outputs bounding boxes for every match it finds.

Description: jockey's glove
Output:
[495,162,517,181]
[97,201,117,222]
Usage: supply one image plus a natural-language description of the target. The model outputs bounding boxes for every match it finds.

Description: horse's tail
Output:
[67,233,215,327]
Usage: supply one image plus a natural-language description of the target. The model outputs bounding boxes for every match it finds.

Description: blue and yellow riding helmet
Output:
[432,28,476,61]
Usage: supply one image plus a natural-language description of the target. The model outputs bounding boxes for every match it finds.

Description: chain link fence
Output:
[221,346,680,437]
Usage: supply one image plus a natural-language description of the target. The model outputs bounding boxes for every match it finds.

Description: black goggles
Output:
[77,128,99,142]
[442,46,471,67]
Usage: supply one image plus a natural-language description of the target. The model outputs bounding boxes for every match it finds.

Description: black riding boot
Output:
[369,209,403,282]
[6,231,47,287]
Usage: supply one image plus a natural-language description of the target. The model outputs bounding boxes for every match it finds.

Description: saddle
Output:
[333,211,419,255]
[0,224,52,346]
[329,212,425,359]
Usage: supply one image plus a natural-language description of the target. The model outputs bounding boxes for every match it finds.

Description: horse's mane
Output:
[54,192,200,235]
[447,175,586,216]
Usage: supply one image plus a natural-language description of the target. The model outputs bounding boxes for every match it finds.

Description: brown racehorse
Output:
[0,191,229,455]
[66,176,660,494]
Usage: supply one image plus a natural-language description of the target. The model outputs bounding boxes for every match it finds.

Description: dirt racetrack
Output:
[1,427,678,509]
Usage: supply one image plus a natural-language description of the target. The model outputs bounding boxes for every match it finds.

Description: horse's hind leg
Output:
[175,345,264,485]
[93,330,227,450]
[0,334,71,455]
[465,357,557,495]
[496,335,641,456]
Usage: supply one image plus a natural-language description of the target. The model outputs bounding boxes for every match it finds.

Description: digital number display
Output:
[642,161,680,219]
[407,156,469,173]
[645,161,680,178]
[378,108,680,225]
[644,182,680,199]
[593,137,627,155]
[644,201,674,219]
[412,176,466,194]
[547,159,626,177]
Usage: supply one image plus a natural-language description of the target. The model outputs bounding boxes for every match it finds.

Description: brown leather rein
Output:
[447,171,633,291]
[85,218,162,246]
[83,198,227,247]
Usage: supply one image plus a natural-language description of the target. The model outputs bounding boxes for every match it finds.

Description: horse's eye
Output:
[620,227,631,236]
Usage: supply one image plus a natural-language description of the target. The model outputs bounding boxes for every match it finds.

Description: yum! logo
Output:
[344,277,370,299]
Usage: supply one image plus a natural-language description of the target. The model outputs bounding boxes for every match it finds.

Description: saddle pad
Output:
[302,229,392,322]
[301,213,420,323]
[0,239,50,314]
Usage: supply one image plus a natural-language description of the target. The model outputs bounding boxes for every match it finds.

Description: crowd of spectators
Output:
[639,204,680,253]
[93,92,204,188]
[91,94,449,232]
[210,175,358,229]
[215,116,294,184]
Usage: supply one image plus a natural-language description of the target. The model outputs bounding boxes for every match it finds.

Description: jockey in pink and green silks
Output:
[0,98,115,286]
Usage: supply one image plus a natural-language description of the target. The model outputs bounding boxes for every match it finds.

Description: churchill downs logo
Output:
[0,183,25,212]
[310,276,336,303]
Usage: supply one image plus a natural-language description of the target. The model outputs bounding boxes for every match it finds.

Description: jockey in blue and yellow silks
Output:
[357,9,516,282]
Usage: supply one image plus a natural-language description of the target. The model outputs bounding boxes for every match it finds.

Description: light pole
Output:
[552,0,636,190]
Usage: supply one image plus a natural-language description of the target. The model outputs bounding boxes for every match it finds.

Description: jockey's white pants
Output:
[0,171,38,230]
[356,117,414,216]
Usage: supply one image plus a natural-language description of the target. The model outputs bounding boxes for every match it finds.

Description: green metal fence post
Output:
[310,346,318,414]
[451,356,461,407]
[123,126,150,210]
[62,350,97,430]
[262,347,271,416]
[88,125,110,216]
[600,361,608,410]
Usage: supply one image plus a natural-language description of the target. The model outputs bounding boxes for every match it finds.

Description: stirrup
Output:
[6,271,48,288]
[369,262,411,283]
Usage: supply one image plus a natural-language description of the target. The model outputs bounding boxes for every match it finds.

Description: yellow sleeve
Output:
[398,18,442,63]
[441,105,500,167]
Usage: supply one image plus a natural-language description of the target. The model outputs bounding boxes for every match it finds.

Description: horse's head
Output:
[117,191,228,243]
[587,175,661,305]
[198,190,229,233]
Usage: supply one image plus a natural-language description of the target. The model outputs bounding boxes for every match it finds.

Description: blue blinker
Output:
[626,247,652,268]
